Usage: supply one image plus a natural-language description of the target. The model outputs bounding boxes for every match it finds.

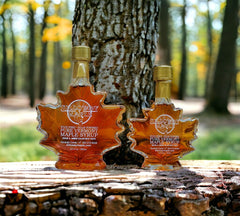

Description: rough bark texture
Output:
[204,0,213,99]
[178,0,187,100]
[0,0,8,98]
[39,1,50,100]
[72,0,159,118]
[206,0,239,113]
[53,5,64,93]
[39,41,48,99]
[53,41,63,93]
[10,13,16,95]
[0,161,239,216]
[72,0,159,166]
[28,6,35,107]
[157,0,171,65]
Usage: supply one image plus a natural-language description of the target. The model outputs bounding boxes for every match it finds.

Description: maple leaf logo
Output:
[128,103,198,170]
[36,86,125,170]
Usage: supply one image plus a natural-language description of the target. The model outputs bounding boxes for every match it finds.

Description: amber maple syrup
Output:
[128,65,198,170]
[37,46,125,170]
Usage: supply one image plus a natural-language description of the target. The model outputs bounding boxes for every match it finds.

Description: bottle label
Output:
[129,103,198,169]
[67,99,98,124]
[37,85,124,170]
[150,114,176,134]
[61,99,99,150]
[150,135,180,154]
[60,126,98,150]
[149,114,180,154]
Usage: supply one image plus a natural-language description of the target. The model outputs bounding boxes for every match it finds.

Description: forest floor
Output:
[0,94,240,134]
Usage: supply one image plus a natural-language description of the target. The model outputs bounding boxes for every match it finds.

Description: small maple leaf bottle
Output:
[36,46,125,170]
[128,65,198,170]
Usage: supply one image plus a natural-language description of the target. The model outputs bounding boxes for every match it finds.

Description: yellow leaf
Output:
[19,5,29,13]
[170,59,180,95]
[46,15,62,24]
[62,61,71,69]
[36,49,42,58]
[237,71,240,84]
[42,17,72,42]
[170,2,183,8]
[220,2,226,12]
[42,27,59,42]
[0,3,12,14]
[27,0,41,10]
[190,41,206,58]
[197,63,206,80]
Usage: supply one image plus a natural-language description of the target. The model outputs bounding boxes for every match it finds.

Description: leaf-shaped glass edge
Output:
[127,102,198,162]
[36,85,126,158]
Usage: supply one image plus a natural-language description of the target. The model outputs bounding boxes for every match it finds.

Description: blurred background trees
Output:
[206,0,239,113]
[0,0,239,113]
[0,0,73,106]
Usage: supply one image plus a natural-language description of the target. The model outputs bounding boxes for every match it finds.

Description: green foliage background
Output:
[0,123,239,162]
[0,124,57,161]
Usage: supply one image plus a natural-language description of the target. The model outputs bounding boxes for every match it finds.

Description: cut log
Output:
[0,160,239,215]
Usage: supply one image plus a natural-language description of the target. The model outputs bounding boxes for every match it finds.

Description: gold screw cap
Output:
[153,65,172,81]
[72,46,91,61]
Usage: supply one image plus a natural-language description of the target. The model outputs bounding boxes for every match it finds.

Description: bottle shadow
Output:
[103,110,144,168]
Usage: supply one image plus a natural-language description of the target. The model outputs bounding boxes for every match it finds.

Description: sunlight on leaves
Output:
[42,15,72,42]
[27,0,41,10]
[171,59,181,94]
[62,61,71,69]
[197,63,207,80]
[0,3,11,15]
[45,14,61,24]
[237,72,240,84]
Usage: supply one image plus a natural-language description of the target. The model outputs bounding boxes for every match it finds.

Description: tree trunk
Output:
[72,0,159,166]
[204,0,213,99]
[10,13,17,95]
[73,0,159,118]
[157,0,171,65]
[20,54,27,93]
[39,0,50,100]
[28,5,35,107]
[206,0,239,113]
[1,1,8,98]
[39,41,48,99]
[53,41,63,93]
[178,0,187,100]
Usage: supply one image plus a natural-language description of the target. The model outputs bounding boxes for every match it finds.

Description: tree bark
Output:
[10,13,17,95]
[204,0,213,98]
[157,0,171,65]
[39,41,48,99]
[73,0,159,118]
[53,5,63,93]
[39,0,50,100]
[206,0,239,113]
[53,41,63,93]
[28,5,35,107]
[1,0,8,98]
[178,0,187,100]
[72,0,159,166]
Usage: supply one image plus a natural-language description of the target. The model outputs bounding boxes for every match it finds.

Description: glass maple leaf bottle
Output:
[128,65,198,170]
[36,46,125,170]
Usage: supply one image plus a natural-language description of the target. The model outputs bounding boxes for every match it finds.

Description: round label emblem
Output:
[67,100,92,124]
[155,114,175,134]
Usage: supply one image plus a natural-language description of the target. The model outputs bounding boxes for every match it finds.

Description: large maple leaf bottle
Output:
[128,65,198,170]
[36,46,125,170]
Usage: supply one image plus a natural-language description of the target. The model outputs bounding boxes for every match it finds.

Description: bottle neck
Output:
[155,80,171,104]
[71,60,90,86]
